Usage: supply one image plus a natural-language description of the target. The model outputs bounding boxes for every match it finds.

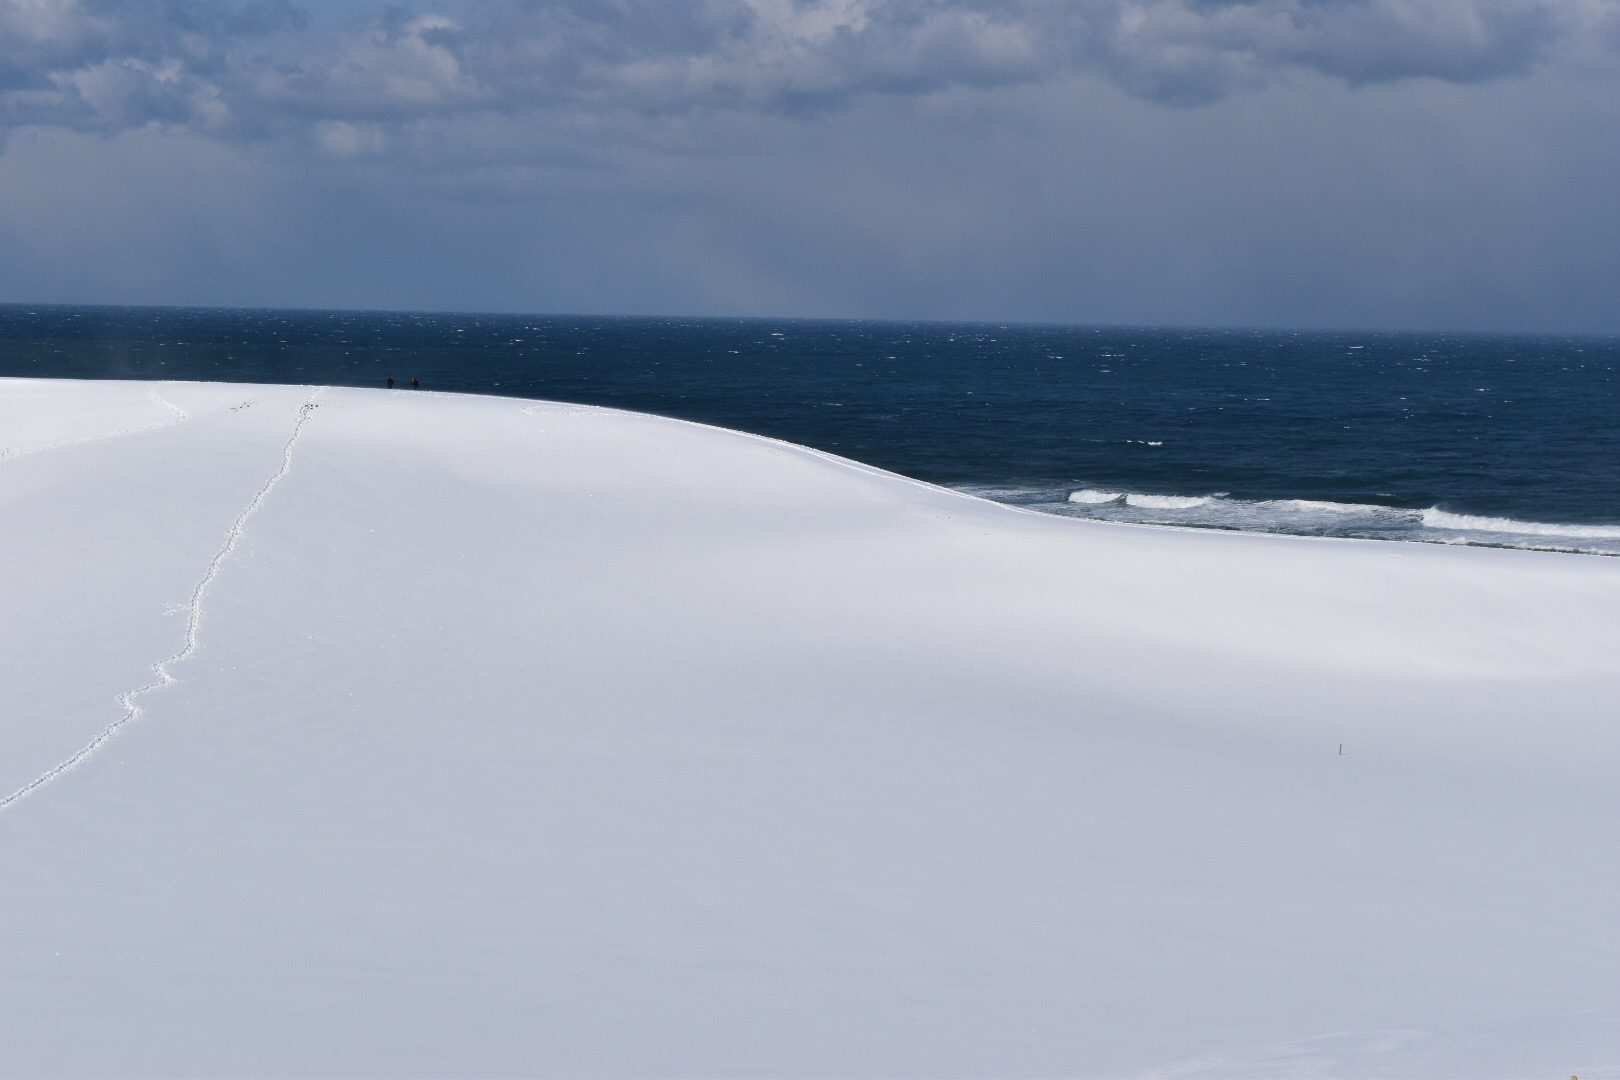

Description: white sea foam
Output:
[1064,489,1388,519]
[1068,488,1124,504]
[1269,498,1387,514]
[1420,508,1620,540]
[1124,493,1210,509]
[995,484,1620,555]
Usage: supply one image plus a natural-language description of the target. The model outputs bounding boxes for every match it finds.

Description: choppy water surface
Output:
[3,304,1617,554]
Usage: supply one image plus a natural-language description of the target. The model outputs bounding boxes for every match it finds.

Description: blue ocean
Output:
[4,304,1618,555]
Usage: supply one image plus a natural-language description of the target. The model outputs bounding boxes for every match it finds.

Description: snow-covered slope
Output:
[3,379,1618,1078]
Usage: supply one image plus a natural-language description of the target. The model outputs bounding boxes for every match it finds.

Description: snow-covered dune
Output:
[3,378,1618,1078]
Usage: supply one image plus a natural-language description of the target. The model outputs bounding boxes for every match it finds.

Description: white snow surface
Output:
[3,378,1619,1079]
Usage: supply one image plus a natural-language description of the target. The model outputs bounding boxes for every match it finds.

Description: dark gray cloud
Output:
[0,0,1606,143]
[1075,0,1581,106]
[1,0,1617,334]
[0,1,303,125]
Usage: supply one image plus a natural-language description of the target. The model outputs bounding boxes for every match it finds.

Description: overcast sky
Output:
[1,0,1617,332]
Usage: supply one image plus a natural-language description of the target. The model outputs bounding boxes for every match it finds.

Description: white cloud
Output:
[313,117,385,157]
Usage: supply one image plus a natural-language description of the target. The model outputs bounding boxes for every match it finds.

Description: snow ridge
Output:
[0,391,323,814]
[0,389,189,463]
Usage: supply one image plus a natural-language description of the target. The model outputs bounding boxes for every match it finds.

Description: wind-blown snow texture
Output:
[2,379,1619,1078]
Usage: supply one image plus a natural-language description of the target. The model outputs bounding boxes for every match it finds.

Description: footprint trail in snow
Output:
[0,392,323,813]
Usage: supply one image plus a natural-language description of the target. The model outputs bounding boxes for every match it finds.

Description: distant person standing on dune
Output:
[410,377,420,390]
[386,375,395,389]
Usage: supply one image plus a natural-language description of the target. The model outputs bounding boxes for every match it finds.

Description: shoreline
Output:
[9,373,1618,559]
[4,377,1619,1076]
[13,372,1617,560]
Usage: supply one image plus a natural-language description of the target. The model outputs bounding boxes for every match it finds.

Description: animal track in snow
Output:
[0,391,324,814]
[0,389,189,463]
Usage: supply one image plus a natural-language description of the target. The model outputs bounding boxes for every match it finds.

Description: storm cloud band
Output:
[2,0,1612,148]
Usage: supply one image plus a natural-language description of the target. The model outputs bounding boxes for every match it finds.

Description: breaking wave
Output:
[958,483,1620,556]
[1420,509,1620,540]
[1067,488,1124,504]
